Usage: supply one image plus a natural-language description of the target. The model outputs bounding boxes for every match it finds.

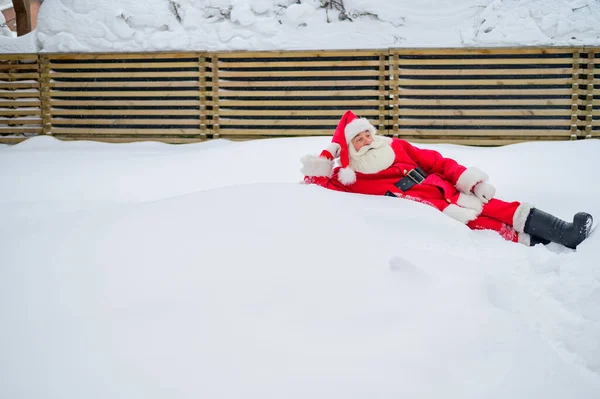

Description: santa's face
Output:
[348,134,395,174]
[351,130,373,151]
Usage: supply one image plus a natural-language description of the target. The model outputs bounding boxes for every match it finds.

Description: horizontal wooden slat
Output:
[398,109,574,116]
[0,93,40,99]
[0,109,41,116]
[217,100,382,106]
[50,109,201,116]
[48,62,200,69]
[0,127,42,133]
[51,118,199,125]
[0,118,41,124]
[49,90,201,97]
[391,58,576,65]
[0,100,41,107]
[0,64,39,71]
[0,73,39,79]
[218,80,379,87]
[396,68,576,76]
[50,100,200,106]
[392,129,572,136]
[397,98,574,106]
[0,82,40,89]
[396,119,571,126]
[397,88,574,96]
[51,128,202,134]
[0,54,38,60]
[48,72,199,78]
[214,50,384,58]
[45,52,206,60]
[50,81,200,88]
[52,136,208,144]
[218,109,381,117]
[217,128,340,136]
[218,70,382,78]
[0,137,29,144]
[391,48,578,55]
[396,78,574,86]
[218,90,381,97]
[218,119,360,126]
[217,60,384,68]
[400,137,570,146]
[51,118,382,127]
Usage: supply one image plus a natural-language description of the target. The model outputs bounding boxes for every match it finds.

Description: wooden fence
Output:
[0,47,598,145]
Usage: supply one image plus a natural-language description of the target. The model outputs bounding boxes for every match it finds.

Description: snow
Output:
[1,0,600,53]
[1,136,600,398]
[0,16,11,38]
[0,0,12,12]
[1,0,600,397]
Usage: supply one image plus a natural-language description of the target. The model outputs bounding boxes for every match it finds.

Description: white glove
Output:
[473,182,496,204]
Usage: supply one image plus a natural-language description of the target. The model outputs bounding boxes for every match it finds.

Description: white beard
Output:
[349,135,395,174]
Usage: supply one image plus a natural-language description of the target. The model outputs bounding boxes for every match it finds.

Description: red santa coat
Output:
[303,138,530,244]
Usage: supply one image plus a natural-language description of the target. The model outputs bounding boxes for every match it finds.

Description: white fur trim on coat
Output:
[338,166,357,185]
[344,118,376,144]
[456,193,483,214]
[325,142,341,159]
[379,135,393,145]
[300,154,333,177]
[443,204,479,224]
[513,202,533,233]
[518,233,531,246]
[455,167,489,193]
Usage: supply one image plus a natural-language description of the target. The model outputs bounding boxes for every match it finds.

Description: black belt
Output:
[385,167,427,196]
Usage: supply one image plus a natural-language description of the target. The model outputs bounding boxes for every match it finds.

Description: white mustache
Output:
[353,139,384,156]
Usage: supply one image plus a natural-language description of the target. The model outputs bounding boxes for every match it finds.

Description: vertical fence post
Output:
[4,59,19,133]
[198,53,207,139]
[570,49,581,140]
[389,51,399,137]
[584,50,595,139]
[378,52,386,134]
[211,55,220,139]
[6,59,15,129]
[38,54,51,135]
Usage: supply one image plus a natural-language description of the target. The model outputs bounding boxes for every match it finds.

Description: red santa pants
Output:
[466,198,522,242]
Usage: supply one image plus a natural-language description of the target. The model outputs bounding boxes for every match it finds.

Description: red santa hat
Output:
[318,110,376,185]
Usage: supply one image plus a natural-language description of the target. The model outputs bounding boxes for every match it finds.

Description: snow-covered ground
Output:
[1,0,600,397]
[1,136,600,398]
[2,0,600,52]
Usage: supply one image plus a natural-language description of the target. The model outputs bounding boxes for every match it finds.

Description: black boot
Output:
[524,208,593,249]
[530,236,550,246]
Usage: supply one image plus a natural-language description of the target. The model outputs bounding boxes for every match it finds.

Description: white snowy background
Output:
[1,0,600,52]
[1,137,600,398]
[1,0,600,398]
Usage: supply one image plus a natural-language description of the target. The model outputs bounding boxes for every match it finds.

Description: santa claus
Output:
[301,110,593,248]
